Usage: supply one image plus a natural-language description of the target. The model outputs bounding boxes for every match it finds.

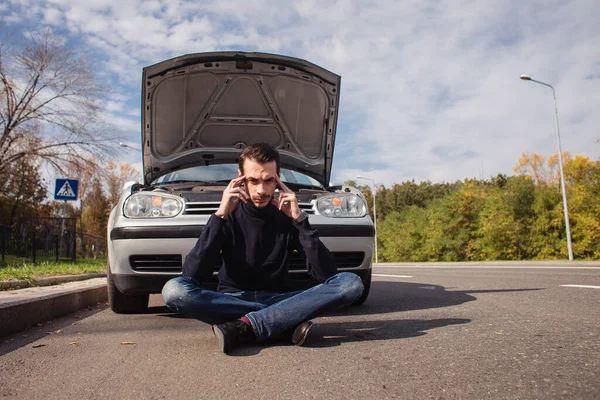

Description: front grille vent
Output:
[184,201,315,215]
[129,252,364,273]
[289,251,365,270]
[184,202,220,215]
[130,254,182,272]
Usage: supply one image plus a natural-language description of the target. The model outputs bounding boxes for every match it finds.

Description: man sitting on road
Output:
[162,142,364,354]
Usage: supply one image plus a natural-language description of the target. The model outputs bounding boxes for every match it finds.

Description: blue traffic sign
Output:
[54,179,79,201]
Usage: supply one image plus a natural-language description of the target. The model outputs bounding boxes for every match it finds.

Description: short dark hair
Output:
[238,142,280,173]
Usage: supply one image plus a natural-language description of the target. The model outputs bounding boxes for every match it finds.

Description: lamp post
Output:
[520,75,573,261]
[119,142,142,152]
[356,175,378,263]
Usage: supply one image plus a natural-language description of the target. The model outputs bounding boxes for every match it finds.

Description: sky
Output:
[1,0,599,188]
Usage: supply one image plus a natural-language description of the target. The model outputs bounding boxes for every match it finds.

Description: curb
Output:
[0,277,108,338]
[0,273,106,291]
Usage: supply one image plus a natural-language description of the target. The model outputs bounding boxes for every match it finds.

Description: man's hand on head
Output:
[215,175,249,218]
[273,175,301,220]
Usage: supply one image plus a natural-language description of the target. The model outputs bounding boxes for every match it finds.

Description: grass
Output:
[0,259,106,281]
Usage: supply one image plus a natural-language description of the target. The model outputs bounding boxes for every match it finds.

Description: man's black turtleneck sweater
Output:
[182,202,337,293]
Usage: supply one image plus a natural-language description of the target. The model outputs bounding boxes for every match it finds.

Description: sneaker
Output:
[291,320,314,346]
[212,319,256,354]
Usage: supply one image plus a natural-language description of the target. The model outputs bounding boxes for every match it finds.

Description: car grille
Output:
[130,255,182,272]
[288,251,365,270]
[183,202,220,215]
[184,201,315,215]
[129,252,364,272]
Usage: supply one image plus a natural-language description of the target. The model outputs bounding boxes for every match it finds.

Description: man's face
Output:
[239,159,278,208]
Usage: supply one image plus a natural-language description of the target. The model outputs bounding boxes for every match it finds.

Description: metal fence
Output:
[0,217,78,265]
[78,232,107,260]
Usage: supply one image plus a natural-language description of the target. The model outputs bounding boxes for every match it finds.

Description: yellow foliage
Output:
[513,152,572,187]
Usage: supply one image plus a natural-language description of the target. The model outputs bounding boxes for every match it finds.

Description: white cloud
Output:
[101,112,139,135]
[41,6,63,25]
[2,0,599,188]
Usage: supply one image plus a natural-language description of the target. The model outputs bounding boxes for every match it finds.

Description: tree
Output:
[38,199,78,219]
[0,156,47,225]
[105,161,139,208]
[81,178,110,237]
[513,152,574,187]
[378,207,429,262]
[426,182,485,261]
[375,180,461,222]
[470,177,535,260]
[529,187,564,259]
[361,152,599,262]
[0,29,117,176]
[562,155,600,258]
[513,153,553,186]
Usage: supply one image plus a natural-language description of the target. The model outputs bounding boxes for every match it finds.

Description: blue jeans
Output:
[161,272,364,342]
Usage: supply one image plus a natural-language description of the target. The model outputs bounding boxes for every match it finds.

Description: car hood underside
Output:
[141,52,341,187]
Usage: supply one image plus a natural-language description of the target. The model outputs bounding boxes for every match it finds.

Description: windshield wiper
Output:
[212,179,236,183]
[203,179,323,190]
[277,182,324,191]
[158,180,213,185]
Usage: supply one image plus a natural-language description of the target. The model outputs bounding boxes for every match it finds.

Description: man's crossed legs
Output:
[162,272,364,353]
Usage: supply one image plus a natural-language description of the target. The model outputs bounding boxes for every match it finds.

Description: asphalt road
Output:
[1,264,599,399]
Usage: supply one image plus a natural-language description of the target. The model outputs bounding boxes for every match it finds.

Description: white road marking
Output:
[373,265,600,270]
[373,274,413,278]
[560,284,600,289]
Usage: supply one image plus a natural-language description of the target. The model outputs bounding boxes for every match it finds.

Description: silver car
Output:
[107,52,374,313]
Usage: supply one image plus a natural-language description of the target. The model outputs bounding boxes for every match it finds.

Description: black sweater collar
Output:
[241,201,277,220]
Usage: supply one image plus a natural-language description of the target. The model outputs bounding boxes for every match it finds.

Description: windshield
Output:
[153,164,324,189]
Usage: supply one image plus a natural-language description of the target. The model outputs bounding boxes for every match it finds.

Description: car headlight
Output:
[123,193,183,218]
[316,193,367,218]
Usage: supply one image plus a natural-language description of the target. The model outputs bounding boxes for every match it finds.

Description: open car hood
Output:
[141,52,341,186]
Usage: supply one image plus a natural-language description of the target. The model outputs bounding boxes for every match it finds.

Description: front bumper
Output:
[109,223,374,295]
[110,223,374,240]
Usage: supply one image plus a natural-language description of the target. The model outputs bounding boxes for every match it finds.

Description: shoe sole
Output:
[292,320,314,346]
[212,325,227,353]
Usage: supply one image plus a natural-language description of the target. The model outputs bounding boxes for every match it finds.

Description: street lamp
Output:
[119,142,142,152]
[520,74,574,261]
[356,175,378,263]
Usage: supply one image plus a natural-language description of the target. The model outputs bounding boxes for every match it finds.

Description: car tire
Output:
[107,263,149,314]
[353,269,372,305]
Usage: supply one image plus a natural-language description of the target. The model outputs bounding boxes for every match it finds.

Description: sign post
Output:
[54,179,79,201]
[54,179,79,260]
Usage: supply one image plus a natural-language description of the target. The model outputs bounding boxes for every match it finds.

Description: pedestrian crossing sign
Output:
[54,179,79,201]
